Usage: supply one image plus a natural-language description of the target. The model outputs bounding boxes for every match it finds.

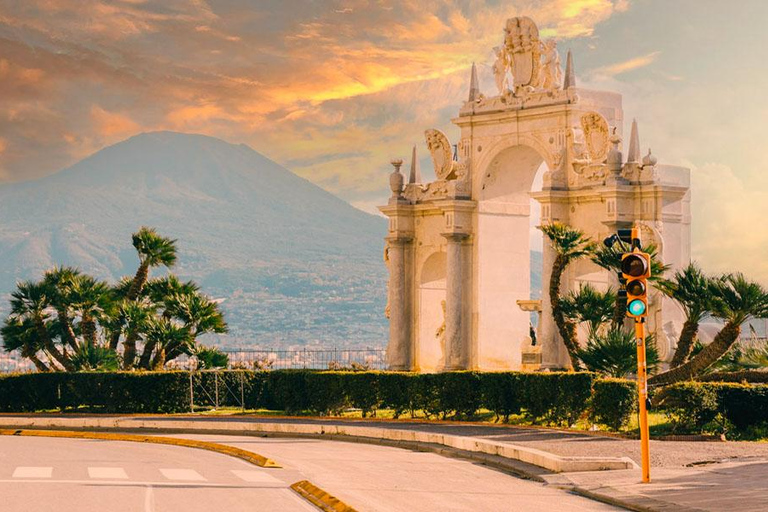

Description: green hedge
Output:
[589,379,636,431]
[0,370,635,429]
[654,381,768,433]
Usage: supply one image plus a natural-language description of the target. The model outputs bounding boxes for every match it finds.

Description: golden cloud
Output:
[0,0,629,191]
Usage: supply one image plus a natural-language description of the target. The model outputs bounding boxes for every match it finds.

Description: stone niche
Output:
[379,16,691,372]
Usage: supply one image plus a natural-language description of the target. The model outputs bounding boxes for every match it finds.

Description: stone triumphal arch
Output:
[380,16,691,371]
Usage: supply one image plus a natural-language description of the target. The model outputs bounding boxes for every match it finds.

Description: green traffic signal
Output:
[628,299,647,316]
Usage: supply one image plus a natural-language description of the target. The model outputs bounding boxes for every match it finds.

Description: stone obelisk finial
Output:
[627,118,641,163]
[408,145,421,184]
[563,49,576,89]
[468,62,480,102]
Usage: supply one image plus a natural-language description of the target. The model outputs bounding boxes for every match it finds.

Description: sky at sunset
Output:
[1,0,768,280]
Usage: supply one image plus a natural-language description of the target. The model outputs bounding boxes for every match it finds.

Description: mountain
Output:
[0,131,389,348]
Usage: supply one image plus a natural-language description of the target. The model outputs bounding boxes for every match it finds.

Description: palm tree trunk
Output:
[151,348,166,370]
[549,254,581,370]
[108,328,121,351]
[56,308,78,350]
[122,331,139,369]
[138,339,157,369]
[81,313,97,347]
[669,319,699,368]
[35,318,73,371]
[127,262,150,301]
[649,321,740,386]
[22,345,49,372]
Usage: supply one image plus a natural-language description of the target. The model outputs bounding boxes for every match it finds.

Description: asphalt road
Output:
[0,434,622,511]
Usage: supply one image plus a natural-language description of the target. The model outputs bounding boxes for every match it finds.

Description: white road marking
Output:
[88,467,128,479]
[0,478,261,488]
[231,469,282,484]
[12,467,52,478]
[144,485,155,512]
[159,469,206,481]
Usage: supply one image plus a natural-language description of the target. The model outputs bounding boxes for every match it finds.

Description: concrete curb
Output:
[290,480,358,512]
[0,416,637,473]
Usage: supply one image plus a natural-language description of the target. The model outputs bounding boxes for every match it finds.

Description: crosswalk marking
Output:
[12,466,52,478]
[87,467,128,479]
[159,468,206,481]
[231,469,282,484]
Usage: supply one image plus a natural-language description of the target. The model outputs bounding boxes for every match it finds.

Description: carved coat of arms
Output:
[581,112,610,162]
[504,16,541,88]
[424,129,455,180]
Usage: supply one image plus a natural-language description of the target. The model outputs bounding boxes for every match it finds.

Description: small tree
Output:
[539,223,596,369]
[650,274,768,386]
[656,263,718,368]
[577,328,660,378]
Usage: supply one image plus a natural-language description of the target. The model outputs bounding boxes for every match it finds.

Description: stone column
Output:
[442,232,469,370]
[386,235,413,370]
[539,239,563,368]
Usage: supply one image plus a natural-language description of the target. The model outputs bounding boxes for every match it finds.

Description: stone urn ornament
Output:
[389,158,405,199]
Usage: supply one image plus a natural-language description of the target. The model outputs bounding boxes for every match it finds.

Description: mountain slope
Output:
[0,131,388,348]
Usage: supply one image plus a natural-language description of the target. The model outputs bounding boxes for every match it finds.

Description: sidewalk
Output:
[2,414,768,511]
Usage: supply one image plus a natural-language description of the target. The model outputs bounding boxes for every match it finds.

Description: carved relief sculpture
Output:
[492,46,510,95]
[538,40,562,91]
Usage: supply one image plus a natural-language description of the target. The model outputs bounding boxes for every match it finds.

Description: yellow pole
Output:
[630,226,650,483]
[635,317,651,483]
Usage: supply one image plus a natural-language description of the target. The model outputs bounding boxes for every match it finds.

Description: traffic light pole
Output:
[635,317,651,483]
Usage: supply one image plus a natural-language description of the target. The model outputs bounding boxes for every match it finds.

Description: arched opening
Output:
[417,251,447,372]
[475,145,548,369]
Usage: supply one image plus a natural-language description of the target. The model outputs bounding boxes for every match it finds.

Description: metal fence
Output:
[0,347,388,373]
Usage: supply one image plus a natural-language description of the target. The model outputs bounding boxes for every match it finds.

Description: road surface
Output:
[0,434,622,511]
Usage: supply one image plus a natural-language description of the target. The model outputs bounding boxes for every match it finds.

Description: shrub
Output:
[697,371,768,384]
[343,372,380,417]
[378,372,416,418]
[590,379,636,430]
[481,372,523,422]
[522,372,594,425]
[433,372,482,419]
[653,382,720,433]
[716,383,768,430]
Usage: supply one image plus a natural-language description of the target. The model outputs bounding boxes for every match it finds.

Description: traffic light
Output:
[622,250,651,318]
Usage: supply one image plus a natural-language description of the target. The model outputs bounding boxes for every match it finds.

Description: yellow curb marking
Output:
[290,480,357,512]
[0,429,281,468]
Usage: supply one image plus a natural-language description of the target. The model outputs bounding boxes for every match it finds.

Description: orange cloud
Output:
[90,106,141,137]
[0,0,629,192]
[592,51,662,77]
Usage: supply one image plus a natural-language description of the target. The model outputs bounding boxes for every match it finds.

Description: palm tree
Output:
[118,300,154,369]
[144,317,190,370]
[577,328,660,378]
[42,266,81,350]
[69,342,119,372]
[539,222,596,369]
[70,275,111,348]
[10,281,73,371]
[109,227,177,349]
[155,292,227,366]
[559,284,615,339]
[649,273,768,386]
[127,227,178,300]
[656,263,717,368]
[1,317,50,372]
[591,242,668,329]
